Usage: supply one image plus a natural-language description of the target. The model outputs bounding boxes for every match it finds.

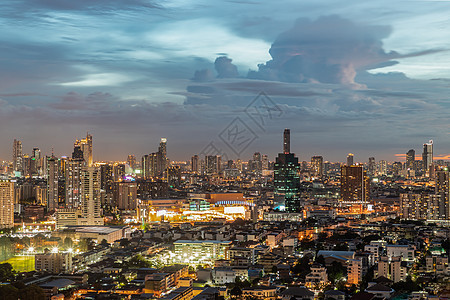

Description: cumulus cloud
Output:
[214,56,239,78]
[247,15,440,86]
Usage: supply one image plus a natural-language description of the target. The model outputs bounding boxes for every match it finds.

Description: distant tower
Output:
[311,156,324,178]
[406,149,415,170]
[283,129,290,154]
[191,155,200,174]
[274,129,300,212]
[13,139,23,175]
[74,133,93,167]
[435,169,450,220]
[340,165,369,204]
[47,155,59,211]
[127,155,136,170]
[347,153,354,166]
[422,140,433,177]
[158,138,167,177]
[368,157,376,177]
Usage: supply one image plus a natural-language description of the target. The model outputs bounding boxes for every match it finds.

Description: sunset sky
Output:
[1,0,449,162]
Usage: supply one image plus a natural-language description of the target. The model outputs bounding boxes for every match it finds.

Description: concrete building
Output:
[0,181,14,228]
[35,252,73,274]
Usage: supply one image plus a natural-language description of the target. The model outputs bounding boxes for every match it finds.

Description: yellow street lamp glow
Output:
[51,247,58,253]
[68,248,73,253]
[28,247,34,253]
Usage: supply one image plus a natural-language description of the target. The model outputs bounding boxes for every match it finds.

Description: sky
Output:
[1,0,450,163]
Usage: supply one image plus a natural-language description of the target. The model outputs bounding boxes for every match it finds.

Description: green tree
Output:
[0,263,15,282]
[0,284,19,300]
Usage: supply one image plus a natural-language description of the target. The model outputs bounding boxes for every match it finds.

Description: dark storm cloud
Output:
[247,15,441,86]
[214,56,239,78]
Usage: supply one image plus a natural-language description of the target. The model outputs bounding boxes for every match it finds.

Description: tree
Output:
[0,284,19,300]
[100,239,109,247]
[315,255,325,265]
[0,263,15,282]
[327,261,346,284]
[229,286,242,299]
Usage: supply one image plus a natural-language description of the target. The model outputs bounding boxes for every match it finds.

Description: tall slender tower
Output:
[274,129,300,212]
[47,155,59,211]
[422,140,433,176]
[283,129,290,154]
[13,139,23,175]
[406,149,415,170]
[347,153,354,166]
[74,133,93,167]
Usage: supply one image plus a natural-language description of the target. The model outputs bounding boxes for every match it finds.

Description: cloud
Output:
[214,56,239,78]
[247,15,441,86]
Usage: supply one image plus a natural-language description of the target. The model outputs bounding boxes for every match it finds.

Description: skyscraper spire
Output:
[283,129,290,154]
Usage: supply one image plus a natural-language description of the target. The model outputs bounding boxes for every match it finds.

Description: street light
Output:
[51,247,58,253]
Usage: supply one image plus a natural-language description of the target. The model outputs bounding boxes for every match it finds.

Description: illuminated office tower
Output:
[127,155,136,170]
[340,165,369,204]
[283,129,290,154]
[79,167,103,226]
[65,158,83,208]
[0,181,14,228]
[113,180,137,210]
[205,155,221,175]
[406,149,415,170]
[74,133,93,167]
[252,152,262,175]
[377,160,387,176]
[22,155,32,177]
[368,157,376,177]
[422,140,433,176]
[157,138,167,177]
[47,155,59,211]
[13,139,23,175]
[262,155,269,171]
[274,129,300,212]
[347,153,354,166]
[435,169,450,220]
[191,155,200,174]
[311,156,324,178]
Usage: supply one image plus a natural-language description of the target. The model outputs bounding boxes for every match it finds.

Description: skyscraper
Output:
[0,180,14,228]
[378,160,387,176]
[13,139,23,175]
[158,138,167,177]
[274,129,300,212]
[74,133,93,167]
[347,153,354,166]
[311,156,324,178]
[435,169,450,220]
[283,129,290,154]
[47,155,59,211]
[191,155,200,174]
[422,140,433,176]
[79,167,103,226]
[205,155,221,175]
[368,157,376,177]
[65,158,84,208]
[340,165,369,204]
[406,149,415,170]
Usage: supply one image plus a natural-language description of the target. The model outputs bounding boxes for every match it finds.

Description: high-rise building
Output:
[79,167,103,226]
[0,181,14,228]
[205,155,221,175]
[368,157,376,177]
[127,155,136,170]
[423,140,433,176]
[340,165,369,203]
[191,155,200,174]
[31,147,41,176]
[283,129,290,154]
[274,129,300,212]
[158,138,167,177]
[168,166,182,187]
[311,156,324,178]
[74,133,93,167]
[378,160,387,176]
[13,139,23,175]
[113,181,137,210]
[251,152,262,175]
[113,164,126,182]
[262,155,269,171]
[399,193,441,220]
[47,156,59,211]
[406,149,415,170]
[347,153,354,166]
[435,169,450,220]
[65,158,84,209]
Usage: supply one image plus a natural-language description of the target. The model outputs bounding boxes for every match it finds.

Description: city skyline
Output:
[0,1,450,160]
